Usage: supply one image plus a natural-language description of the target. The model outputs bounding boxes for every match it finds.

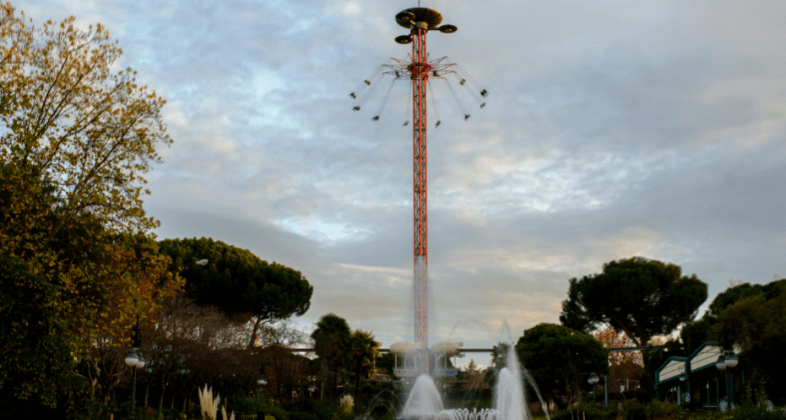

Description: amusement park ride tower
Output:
[351,6,487,375]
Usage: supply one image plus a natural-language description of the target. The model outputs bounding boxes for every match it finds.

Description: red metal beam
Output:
[411,27,430,351]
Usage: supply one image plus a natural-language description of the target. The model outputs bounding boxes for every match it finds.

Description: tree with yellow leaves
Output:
[0,2,179,415]
[1,2,170,235]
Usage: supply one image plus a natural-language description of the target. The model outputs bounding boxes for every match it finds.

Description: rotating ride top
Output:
[350,7,487,374]
[350,8,488,126]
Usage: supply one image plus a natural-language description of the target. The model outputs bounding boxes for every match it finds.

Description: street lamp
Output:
[724,352,738,368]
[257,374,267,393]
[196,259,209,266]
[125,348,144,420]
[717,351,737,408]
[715,354,727,371]
[588,372,600,403]
[678,369,687,406]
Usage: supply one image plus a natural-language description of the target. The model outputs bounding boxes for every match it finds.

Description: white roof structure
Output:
[655,342,741,385]
[656,357,687,385]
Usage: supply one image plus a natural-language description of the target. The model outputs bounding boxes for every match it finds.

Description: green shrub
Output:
[313,399,340,420]
[624,398,645,420]
[577,402,617,419]
[289,411,319,420]
[228,391,271,414]
[726,382,786,420]
[623,389,651,404]
[643,399,680,419]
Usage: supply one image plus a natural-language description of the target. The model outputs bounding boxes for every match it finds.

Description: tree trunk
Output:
[144,384,149,407]
[247,317,263,349]
[159,373,166,411]
[642,348,655,395]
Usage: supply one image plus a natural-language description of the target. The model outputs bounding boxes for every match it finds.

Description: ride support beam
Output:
[411,26,430,356]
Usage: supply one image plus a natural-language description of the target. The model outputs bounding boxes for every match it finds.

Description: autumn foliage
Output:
[593,329,644,385]
[1,1,179,415]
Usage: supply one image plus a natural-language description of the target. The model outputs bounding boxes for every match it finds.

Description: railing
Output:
[393,368,458,377]
[433,368,458,377]
[394,368,421,377]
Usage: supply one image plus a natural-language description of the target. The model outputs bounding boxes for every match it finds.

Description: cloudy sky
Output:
[16,0,786,366]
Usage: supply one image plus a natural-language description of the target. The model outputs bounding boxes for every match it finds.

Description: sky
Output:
[15,0,786,367]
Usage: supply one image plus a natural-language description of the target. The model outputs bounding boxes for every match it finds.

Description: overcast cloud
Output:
[16,0,786,366]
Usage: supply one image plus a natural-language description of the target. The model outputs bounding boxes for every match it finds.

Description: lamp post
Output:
[257,374,267,394]
[716,351,738,408]
[125,348,146,420]
[679,369,687,406]
[587,373,598,401]
[706,382,710,406]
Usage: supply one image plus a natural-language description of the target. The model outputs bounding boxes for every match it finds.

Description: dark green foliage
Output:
[516,323,609,409]
[375,353,396,376]
[576,402,617,419]
[727,382,786,420]
[346,330,380,402]
[0,255,105,419]
[311,313,352,399]
[642,399,681,418]
[288,411,320,420]
[482,343,511,389]
[624,399,646,420]
[679,317,714,355]
[706,280,786,320]
[624,388,652,404]
[559,257,708,392]
[227,390,273,414]
[716,288,786,405]
[159,237,313,322]
[356,379,398,418]
[549,402,616,420]
[560,258,707,339]
[680,278,786,350]
[313,398,342,420]
[158,237,313,348]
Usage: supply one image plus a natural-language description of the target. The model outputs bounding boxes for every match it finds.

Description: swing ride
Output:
[349,6,487,364]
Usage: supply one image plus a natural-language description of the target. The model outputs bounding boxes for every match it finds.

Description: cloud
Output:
[14,0,786,357]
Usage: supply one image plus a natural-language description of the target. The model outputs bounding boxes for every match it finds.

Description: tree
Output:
[678,278,786,355]
[375,353,396,377]
[311,314,351,399]
[482,343,510,389]
[141,296,249,411]
[1,3,179,414]
[0,0,179,358]
[461,360,488,391]
[157,237,314,349]
[0,254,93,418]
[257,321,312,407]
[559,257,707,392]
[0,2,171,235]
[713,287,786,404]
[593,329,643,388]
[516,323,608,409]
[346,330,380,402]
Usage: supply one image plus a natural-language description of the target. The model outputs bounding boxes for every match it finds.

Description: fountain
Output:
[391,339,550,420]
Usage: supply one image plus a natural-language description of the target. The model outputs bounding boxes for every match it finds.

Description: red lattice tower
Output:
[393,7,456,358]
[350,7,488,375]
